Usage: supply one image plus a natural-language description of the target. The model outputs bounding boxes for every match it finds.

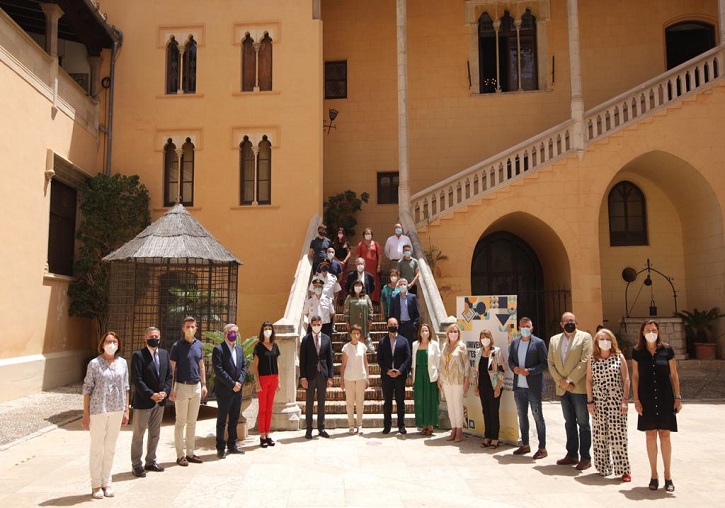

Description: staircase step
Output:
[296,386,414,401]
[300,414,420,430]
[299,399,416,415]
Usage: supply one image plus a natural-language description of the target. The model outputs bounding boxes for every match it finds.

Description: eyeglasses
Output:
[148,336,160,340]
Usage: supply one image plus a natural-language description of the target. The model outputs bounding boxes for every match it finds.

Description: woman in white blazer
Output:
[412,323,441,435]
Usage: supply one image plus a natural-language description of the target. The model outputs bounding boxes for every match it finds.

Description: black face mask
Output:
[388,325,398,333]
[563,322,576,333]
[320,266,329,272]
[147,338,160,348]
[318,230,326,236]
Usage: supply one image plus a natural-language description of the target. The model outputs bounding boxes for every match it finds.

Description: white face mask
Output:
[420,330,430,339]
[314,287,323,296]
[598,340,612,351]
[263,329,273,339]
[364,234,372,241]
[482,338,491,347]
[645,331,658,343]
[326,252,334,260]
[390,276,398,284]
[448,331,459,340]
[354,286,362,294]
[104,342,118,355]
[184,328,196,339]
[311,325,322,334]
[356,264,365,272]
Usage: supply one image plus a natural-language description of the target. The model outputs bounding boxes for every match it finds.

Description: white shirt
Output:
[308,272,341,299]
[342,341,368,381]
[384,234,412,261]
[225,341,237,366]
[303,294,335,324]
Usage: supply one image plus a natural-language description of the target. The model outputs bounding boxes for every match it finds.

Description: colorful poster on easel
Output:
[457,295,519,444]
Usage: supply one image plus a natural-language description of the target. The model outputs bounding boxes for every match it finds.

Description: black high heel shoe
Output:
[664,479,675,492]
[266,437,276,447]
[649,478,659,490]
[260,436,268,448]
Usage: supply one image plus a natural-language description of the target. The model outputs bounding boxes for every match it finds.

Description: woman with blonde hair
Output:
[82,332,130,499]
[586,328,631,482]
[438,323,470,442]
[473,329,505,448]
[412,323,441,436]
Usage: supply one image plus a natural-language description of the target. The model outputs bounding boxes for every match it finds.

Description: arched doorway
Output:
[471,231,557,337]
[665,21,716,69]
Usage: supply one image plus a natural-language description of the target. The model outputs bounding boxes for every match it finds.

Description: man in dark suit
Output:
[377,317,412,435]
[345,257,376,297]
[299,315,334,439]
[212,323,247,458]
[508,316,549,459]
[130,326,172,478]
[389,279,420,347]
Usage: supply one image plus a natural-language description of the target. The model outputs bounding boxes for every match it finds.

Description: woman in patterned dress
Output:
[438,323,470,443]
[81,332,130,499]
[412,323,441,435]
[586,328,631,482]
[632,319,682,493]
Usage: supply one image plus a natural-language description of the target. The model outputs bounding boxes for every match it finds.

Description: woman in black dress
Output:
[631,320,682,493]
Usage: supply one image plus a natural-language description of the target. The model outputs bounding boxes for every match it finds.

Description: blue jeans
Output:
[514,387,546,449]
[560,391,591,460]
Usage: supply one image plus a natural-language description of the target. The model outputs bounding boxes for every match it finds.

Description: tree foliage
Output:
[68,174,151,332]
[323,190,370,237]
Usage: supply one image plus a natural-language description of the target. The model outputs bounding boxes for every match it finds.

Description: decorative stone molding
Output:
[158,25,205,48]
[155,129,203,151]
[233,22,280,44]
[231,126,279,149]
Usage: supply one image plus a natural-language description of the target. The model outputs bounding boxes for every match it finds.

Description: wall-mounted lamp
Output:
[323,108,339,134]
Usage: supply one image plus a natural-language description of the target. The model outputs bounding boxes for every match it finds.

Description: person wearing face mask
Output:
[378,317,412,435]
[309,260,342,300]
[345,256,376,297]
[253,322,281,447]
[169,316,208,466]
[438,324,470,443]
[299,316,335,439]
[325,246,343,278]
[396,244,420,296]
[586,328,631,482]
[304,278,335,338]
[473,330,505,449]
[412,323,441,436]
[333,228,351,303]
[340,324,370,434]
[632,319,682,493]
[389,278,420,348]
[82,332,130,499]
[380,269,401,320]
[548,312,593,471]
[130,327,172,478]
[212,323,248,459]
[309,223,332,273]
[354,231,382,302]
[508,317,548,458]
[383,222,412,275]
[344,280,374,352]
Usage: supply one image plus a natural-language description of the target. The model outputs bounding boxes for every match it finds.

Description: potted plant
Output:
[674,307,724,360]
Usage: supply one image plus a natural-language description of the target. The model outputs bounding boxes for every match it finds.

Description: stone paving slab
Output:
[0,398,723,507]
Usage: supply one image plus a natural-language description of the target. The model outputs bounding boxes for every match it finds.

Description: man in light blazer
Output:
[389,279,420,347]
[548,312,593,470]
[212,323,247,458]
[130,327,172,477]
[299,315,335,439]
[378,317,412,435]
[508,317,548,459]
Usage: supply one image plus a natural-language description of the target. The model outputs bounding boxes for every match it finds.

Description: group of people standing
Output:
[80,317,281,499]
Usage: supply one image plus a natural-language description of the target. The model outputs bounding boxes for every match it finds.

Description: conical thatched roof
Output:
[103,204,241,264]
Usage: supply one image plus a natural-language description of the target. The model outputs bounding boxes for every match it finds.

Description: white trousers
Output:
[443,383,465,427]
[89,411,124,489]
[344,379,366,428]
[174,382,201,458]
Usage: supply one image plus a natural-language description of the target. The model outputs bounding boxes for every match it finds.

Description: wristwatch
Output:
[674,395,682,400]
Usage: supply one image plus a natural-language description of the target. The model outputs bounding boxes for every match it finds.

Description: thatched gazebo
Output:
[103,204,242,359]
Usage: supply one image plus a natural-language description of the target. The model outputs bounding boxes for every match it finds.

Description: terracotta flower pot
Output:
[694,342,717,360]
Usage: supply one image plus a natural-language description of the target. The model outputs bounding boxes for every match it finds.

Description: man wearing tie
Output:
[378,317,412,435]
[389,278,420,348]
[212,323,248,458]
[130,327,172,478]
[299,315,334,439]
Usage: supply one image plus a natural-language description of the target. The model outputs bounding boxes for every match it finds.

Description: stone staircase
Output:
[295,301,417,429]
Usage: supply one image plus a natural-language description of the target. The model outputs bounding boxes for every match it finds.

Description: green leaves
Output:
[323,190,370,237]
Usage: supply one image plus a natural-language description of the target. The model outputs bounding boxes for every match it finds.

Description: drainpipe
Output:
[105,29,122,176]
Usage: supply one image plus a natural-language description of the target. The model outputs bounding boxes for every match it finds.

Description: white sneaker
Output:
[102,487,115,498]
[91,489,104,500]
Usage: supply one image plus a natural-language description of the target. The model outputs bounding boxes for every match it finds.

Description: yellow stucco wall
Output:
[101,0,323,338]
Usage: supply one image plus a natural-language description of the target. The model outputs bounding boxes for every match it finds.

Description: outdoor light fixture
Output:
[323,108,339,134]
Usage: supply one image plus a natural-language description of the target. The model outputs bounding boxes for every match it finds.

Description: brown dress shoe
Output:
[556,456,579,465]
[176,456,189,467]
[513,445,531,455]
[186,454,203,464]
[532,449,548,460]
[575,459,592,470]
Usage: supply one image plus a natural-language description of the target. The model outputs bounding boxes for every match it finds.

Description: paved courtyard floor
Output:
[0,398,722,507]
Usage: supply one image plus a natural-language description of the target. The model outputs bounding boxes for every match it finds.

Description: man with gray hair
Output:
[130,327,172,477]
[212,323,247,458]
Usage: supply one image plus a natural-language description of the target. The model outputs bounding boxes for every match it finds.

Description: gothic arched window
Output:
[182,36,197,93]
[166,36,180,94]
[608,181,648,246]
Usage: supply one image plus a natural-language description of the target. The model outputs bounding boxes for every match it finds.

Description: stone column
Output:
[493,19,501,92]
[567,0,585,152]
[720,0,725,46]
[87,56,101,98]
[396,0,411,213]
[40,3,64,56]
[175,147,184,203]
[271,318,302,430]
